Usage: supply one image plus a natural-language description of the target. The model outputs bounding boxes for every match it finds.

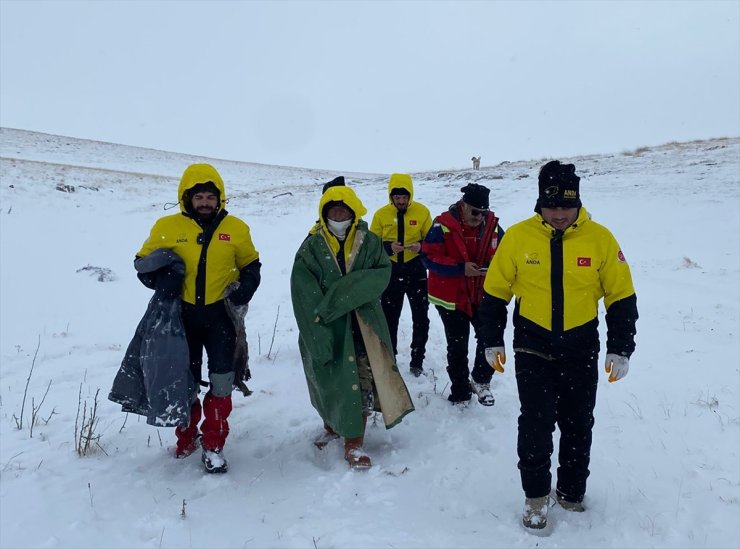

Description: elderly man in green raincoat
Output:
[291,183,414,469]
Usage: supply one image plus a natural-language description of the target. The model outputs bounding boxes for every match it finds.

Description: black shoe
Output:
[447,392,472,404]
[555,491,585,512]
[202,448,228,474]
[410,366,424,377]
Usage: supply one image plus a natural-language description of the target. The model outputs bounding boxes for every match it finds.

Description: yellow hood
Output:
[318,185,367,228]
[387,173,414,203]
[177,164,227,213]
[317,185,367,262]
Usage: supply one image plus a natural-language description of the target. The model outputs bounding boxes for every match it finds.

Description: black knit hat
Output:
[461,183,490,210]
[390,187,411,197]
[322,176,346,194]
[189,181,220,198]
[536,161,581,211]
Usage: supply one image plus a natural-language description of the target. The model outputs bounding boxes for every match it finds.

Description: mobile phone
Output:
[479,267,488,272]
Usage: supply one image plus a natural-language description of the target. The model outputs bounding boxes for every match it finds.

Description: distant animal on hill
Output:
[471,156,481,170]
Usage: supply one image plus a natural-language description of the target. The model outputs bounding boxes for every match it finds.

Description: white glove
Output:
[604,353,629,382]
[485,347,506,373]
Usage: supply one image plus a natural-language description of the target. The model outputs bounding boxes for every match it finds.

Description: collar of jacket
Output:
[183,208,228,231]
[319,220,368,272]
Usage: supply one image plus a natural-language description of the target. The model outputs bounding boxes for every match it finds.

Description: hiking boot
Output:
[314,423,340,450]
[409,355,424,377]
[344,437,372,470]
[557,494,585,512]
[522,496,549,530]
[470,380,495,406]
[202,448,228,474]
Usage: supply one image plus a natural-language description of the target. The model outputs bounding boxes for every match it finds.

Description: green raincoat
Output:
[291,186,414,438]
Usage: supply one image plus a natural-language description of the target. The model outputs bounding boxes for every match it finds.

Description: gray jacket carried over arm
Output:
[108,249,196,427]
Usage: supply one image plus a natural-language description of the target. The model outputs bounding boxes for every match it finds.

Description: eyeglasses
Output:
[470,208,488,217]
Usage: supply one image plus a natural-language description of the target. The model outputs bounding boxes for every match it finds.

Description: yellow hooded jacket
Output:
[483,208,637,356]
[369,173,432,263]
[137,164,260,306]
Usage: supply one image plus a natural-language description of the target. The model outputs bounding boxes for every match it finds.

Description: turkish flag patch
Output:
[577,257,591,267]
[218,233,231,241]
[409,220,417,225]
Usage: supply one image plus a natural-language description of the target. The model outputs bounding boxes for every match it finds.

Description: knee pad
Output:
[209,371,235,397]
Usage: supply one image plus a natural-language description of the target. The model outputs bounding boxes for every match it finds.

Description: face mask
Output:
[327,218,352,239]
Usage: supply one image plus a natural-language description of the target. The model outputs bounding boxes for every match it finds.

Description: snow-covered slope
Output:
[1,128,738,549]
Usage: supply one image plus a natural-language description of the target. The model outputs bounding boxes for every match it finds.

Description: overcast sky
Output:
[1,0,738,173]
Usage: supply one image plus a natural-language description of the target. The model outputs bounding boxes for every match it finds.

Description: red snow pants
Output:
[201,392,232,451]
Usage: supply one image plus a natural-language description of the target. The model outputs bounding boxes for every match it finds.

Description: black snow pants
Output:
[381,257,429,370]
[515,351,599,502]
[181,300,236,384]
[435,305,493,402]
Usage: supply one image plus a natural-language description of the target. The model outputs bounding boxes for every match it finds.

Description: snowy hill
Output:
[1,128,739,549]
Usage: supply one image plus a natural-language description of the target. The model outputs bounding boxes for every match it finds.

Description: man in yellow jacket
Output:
[480,160,638,530]
[136,163,261,473]
[370,174,433,377]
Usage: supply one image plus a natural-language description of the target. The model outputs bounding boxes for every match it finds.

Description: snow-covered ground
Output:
[1,127,738,549]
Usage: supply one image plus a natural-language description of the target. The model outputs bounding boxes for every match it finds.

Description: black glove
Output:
[226,284,250,306]
[155,266,183,299]
[226,261,261,306]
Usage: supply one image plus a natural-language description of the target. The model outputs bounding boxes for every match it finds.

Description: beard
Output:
[195,206,216,220]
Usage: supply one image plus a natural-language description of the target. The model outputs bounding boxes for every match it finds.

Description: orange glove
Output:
[485,347,506,373]
[605,353,629,382]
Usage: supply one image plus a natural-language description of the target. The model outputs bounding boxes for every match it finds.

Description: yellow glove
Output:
[485,347,506,373]
[605,353,629,382]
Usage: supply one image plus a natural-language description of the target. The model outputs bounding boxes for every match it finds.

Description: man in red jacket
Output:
[422,184,505,406]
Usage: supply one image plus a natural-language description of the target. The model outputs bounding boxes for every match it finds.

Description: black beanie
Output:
[322,176,346,194]
[461,183,490,210]
[390,187,411,197]
[188,181,221,199]
[536,161,581,211]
